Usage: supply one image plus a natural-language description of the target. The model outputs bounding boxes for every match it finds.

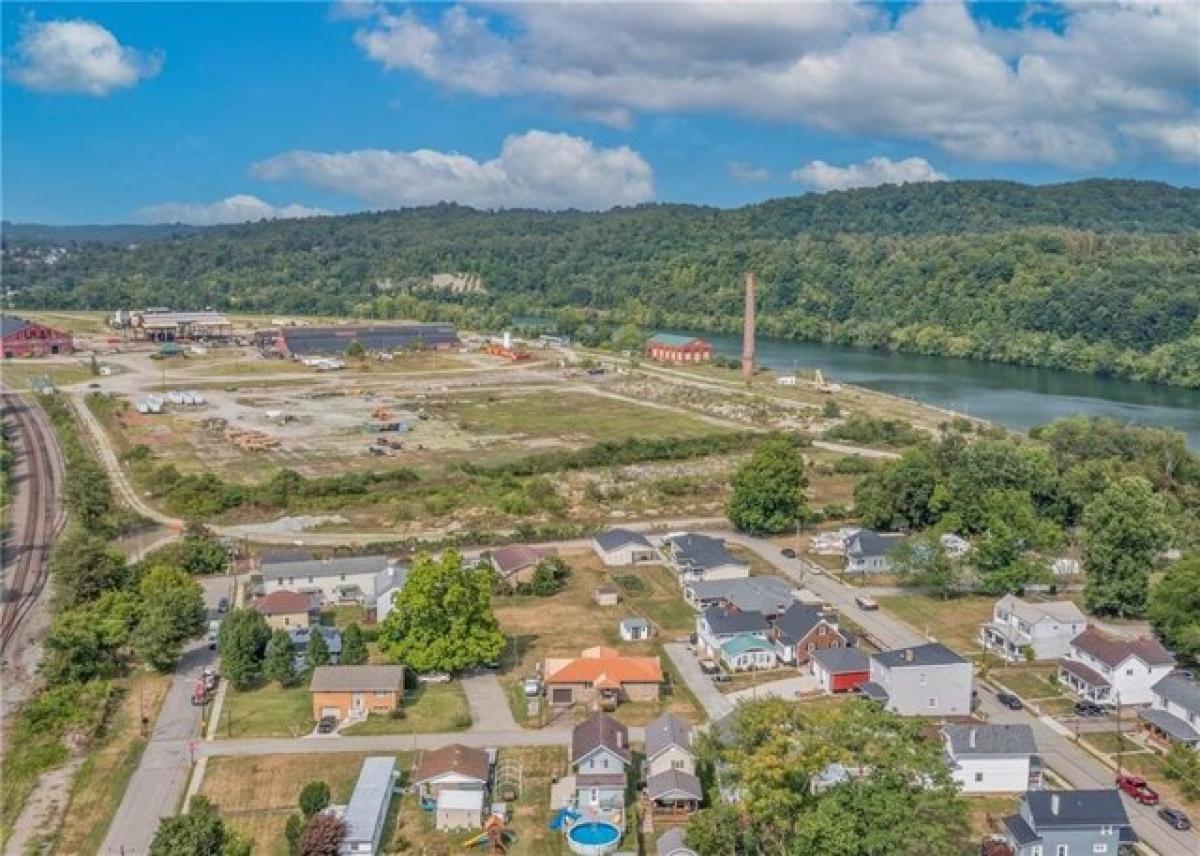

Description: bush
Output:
[826,415,924,448]
[298,780,331,818]
[613,575,645,594]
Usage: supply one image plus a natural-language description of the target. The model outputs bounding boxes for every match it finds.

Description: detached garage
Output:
[812,647,870,694]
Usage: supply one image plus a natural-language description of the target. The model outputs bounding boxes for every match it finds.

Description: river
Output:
[662,329,1200,448]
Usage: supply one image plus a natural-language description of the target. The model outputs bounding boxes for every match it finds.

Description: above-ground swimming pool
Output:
[566,820,622,855]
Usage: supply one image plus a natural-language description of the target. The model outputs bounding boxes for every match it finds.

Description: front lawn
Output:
[989,664,1063,700]
[1079,732,1143,756]
[215,684,314,739]
[340,683,471,735]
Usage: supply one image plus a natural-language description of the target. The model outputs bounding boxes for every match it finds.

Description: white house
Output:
[696,607,775,671]
[662,533,750,584]
[593,529,659,566]
[939,533,971,558]
[260,554,405,612]
[979,595,1088,662]
[942,724,1040,793]
[844,530,904,574]
[1139,672,1200,750]
[1057,628,1175,706]
[864,643,973,717]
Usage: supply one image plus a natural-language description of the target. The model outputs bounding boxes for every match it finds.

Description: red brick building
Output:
[645,333,713,364]
[1,316,74,358]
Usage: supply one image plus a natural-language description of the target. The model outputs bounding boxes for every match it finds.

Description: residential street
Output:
[663,642,733,720]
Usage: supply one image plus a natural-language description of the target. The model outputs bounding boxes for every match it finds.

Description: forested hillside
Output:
[5,179,1199,386]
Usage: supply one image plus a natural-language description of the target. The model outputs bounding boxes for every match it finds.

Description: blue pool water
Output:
[568,822,621,845]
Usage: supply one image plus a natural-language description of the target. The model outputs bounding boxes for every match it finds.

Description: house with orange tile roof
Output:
[544,645,664,709]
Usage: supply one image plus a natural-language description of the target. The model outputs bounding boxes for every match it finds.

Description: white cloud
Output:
[727,161,770,183]
[349,2,1199,167]
[135,195,330,226]
[9,18,162,96]
[251,130,654,211]
[1121,121,1200,163]
[791,157,948,191]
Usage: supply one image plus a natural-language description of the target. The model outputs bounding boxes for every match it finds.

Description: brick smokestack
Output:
[742,271,756,381]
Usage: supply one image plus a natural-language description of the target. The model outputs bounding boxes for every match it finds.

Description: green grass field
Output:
[877,593,996,655]
[340,683,471,735]
[215,684,314,739]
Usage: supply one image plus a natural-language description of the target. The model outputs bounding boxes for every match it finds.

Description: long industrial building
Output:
[268,323,460,357]
[1,315,74,358]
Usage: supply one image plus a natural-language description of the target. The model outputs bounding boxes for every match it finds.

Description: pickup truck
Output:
[855,595,879,611]
[1116,774,1159,805]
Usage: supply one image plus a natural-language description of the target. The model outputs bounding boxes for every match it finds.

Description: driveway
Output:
[726,674,818,706]
[461,672,517,731]
[100,640,214,855]
[663,642,733,721]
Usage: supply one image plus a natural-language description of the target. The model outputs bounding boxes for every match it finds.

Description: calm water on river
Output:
[661,329,1200,449]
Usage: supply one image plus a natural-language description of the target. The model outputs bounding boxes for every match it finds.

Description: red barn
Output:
[645,333,713,363]
[1,315,74,358]
[811,647,870,694]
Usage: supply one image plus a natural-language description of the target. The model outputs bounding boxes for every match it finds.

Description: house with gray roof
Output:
[662,533,749,584]
[656,828,698,856]
[339,756,398,855]
[1140,672,1200,750]
[696,606,775,671]
[980,595,1088,662]
[570,714,630,820]
[812,647,870,694]
[592,528,658,566]
[844,530,904,574]
[683,575,795,616]
[1001,790,1134,856]
[260,554,404,610]
[643,713,702,814]
[867,643,973,717]
[771,601,851,667]
[943,724,1040,793]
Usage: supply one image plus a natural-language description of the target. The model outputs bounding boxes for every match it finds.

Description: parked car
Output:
[217,597,229,613]
[781,548,797,559]
[698,659,719,675]
[1116,774,1159,805]
[316,716,337,734]
[1157,807,1191,830]
[996,692,1023,710]
[202,668,218,692]
[418,671,452,683]
[484,660,502,670]
[1074,700,1106,717]
[855,595,879,611]
[711,673,732,684]
[522,677,542,697]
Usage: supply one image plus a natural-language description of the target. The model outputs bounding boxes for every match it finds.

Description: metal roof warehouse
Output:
[272,323,459,356]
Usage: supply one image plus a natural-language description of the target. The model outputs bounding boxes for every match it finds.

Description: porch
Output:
[1057,659,1112,704]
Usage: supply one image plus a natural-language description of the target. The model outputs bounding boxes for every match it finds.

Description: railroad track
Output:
[1,391,65,654]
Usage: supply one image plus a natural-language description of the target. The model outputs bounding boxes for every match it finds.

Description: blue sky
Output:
[3,1,1197,224]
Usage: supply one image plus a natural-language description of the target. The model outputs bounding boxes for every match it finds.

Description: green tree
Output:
[529,557,569,596]
[63,462,113,530]
[284,813,304,855]
[1082,477,1172,616]
[1147,554,1200,664]
[178,522,229,574]
[339,623,368,666]
[133,566,206,672]
[853,446,940,531]
[378,550,505,673]
[51,530,128,609]
[218,608,271,690]
[149,795,228,856]
[264,628,297,685]
[890,536,962,599]
[306,628,331,670]
[727,434,808,535]
[298,780,331,818]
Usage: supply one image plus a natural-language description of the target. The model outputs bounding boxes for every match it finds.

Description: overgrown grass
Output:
[215,684,314,739]
[340,683,471,735]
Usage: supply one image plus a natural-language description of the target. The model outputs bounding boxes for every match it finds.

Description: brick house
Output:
[544,646,663,709]
[310,665,406,722]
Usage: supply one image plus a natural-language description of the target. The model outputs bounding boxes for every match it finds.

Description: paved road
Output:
[100,641,215,855]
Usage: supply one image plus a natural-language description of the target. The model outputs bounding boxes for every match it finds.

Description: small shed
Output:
[435,788,485,831]
[619,617,651,642]
[594,585,620,607]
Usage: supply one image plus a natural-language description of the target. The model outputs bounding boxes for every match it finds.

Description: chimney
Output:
[904,648,915,663]
[969,728,977,749]
[1051,794,1060,816]
[741,271,756,381]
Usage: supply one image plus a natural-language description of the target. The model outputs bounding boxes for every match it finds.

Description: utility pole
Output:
[1115,692,1123,776]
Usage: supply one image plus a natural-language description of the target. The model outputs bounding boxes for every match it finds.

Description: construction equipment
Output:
[814,369,842,393]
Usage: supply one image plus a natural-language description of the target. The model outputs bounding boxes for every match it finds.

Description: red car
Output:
[1116,774,1159,805]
